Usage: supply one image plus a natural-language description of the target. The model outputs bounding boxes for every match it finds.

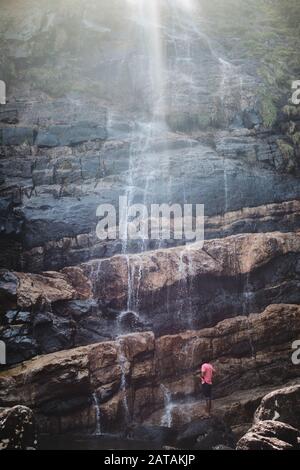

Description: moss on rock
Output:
[277,139,296,173]
[260,94,278,128]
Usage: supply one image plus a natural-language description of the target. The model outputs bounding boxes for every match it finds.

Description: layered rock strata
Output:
[0,304,299,435]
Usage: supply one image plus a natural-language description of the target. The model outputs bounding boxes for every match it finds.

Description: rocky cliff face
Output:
[1,0,300,272]
[1,231,300,364]
[0,304,299,436]
[0,0,300,447]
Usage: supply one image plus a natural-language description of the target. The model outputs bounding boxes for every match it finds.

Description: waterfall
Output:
[177,248,195,330]
[89,259,103,297]
[118,0,243,335]
[121,0,202,314]
[118,254,142,325]
[126,0,166,121]
[223,157,229,217]
[122,0,168,319]
[219,58,243,219]
[160,384,174,428]
[92,392,102,436]
[243,272,256,359]
[117,340,130,423]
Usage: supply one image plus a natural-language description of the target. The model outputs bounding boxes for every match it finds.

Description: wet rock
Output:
[13,199,300,273]
[2,127,34,146]
[0,406,37,450]
[127,425,177,446]
[2,124,300,272]
[35,124,107,148]
[0,271,19,299]
[254,385,300,429]
[0,268,92,310]
[0,109,18,124]
[236,420,300,450]
[242,109,262,129]
[1,304,297,435]
[3,334,38,364]
[175,417,235,450]
[212,444,234,450]
[82,231,300,334]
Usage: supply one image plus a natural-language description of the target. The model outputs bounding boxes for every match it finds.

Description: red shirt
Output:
[201,363,214,385]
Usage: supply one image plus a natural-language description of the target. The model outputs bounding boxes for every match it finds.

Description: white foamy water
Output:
[92,392,102,436]
[160,384,174,428]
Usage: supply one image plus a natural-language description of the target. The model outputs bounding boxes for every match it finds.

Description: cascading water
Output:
[177,247,196,330]
[160,384,174,428]
[243,272,256,359]
[121,0,204,320]
[92,392,102,436]
[117,340,130,423]
[113,1,246,420]
[90,1,244,342]
[219,58,243,220]
[120,0,169,322]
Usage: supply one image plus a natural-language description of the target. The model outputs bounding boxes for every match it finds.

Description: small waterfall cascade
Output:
[117,340,131,423]
[243,272,256,359]
[92,392,102,436]
[160,384,174,428]
[219,57,243,220]
[177,247,196,330]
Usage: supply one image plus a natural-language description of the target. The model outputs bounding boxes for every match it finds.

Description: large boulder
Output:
[0,267,92,310]
[0,406,37,450]
[236,420,300,450]
[254,385,300,430]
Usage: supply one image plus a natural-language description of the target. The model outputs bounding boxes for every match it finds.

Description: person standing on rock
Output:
[200,359,215,417]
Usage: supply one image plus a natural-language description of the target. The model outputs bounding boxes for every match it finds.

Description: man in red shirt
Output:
[200,359,215,416]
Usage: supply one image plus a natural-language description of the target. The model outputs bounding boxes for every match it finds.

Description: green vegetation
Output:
[283,105,300,119]
[291,132,300,147]
[200,0,300,132]
[260,93,278,129]
[277,139,296,173]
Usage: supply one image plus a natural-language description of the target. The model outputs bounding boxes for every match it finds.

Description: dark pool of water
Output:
[38,433,163,450]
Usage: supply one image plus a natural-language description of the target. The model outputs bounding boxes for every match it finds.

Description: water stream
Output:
[119,1,242,318]
[117,340,131,423]
[243,272,257,359]
[93,1,245,429]
[160,384,174,428]
[92,392,102,436]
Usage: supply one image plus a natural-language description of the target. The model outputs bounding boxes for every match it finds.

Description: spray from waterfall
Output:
[120,0,243,334]
[122,0,169,320]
